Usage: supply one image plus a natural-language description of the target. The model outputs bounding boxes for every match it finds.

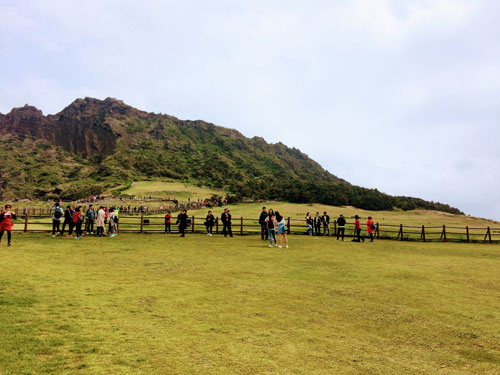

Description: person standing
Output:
[51,202,64,237]
[337,214,346,241]
[177,209,188,237]
[275,211,289,248]
[86,205,96,235]
[306,213,313,236]
[73,206,84,240]
[0,205,16,246]
[266,209,277,247]
[353,215,365,242]
[259,207,268,240]
[221,208,232,237]
[96,206,106,237]
[61,205,74,237]
[109,208,118,237]
[366,216,375,242]
[164,210,172,234]
[205,210,215,236]
[314,212,322,236]
[322,211,330,236]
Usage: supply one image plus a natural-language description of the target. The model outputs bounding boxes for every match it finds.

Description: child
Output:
[164,210,172,234]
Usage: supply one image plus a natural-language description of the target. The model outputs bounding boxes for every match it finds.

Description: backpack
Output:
[371,222,376,230]
[54,207,63,219]
[113,216,119,223]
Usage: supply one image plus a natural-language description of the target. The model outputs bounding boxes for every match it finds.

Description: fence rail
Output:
[9,214,500,244]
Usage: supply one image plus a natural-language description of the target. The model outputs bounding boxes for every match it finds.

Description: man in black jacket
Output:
[337,214,346,241]
[205,210,215,236]
[61,205,74,237]
[314,212,322,236]
[259,207,268,240]
[221,208,232,237]
[322,211,330,236]
[177,209,188,237]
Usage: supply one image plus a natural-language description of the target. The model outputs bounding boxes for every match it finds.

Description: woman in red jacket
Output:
[0,204,16,246]
[73,206,84,240]
[366,216,375,242]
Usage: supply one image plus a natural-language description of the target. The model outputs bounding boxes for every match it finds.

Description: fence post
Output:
[466,226,470,243]
[140,214,144,233]
[192,216,195,233]
[485,227,492,243]
[240,217,243,235]
[399,224,403,241]
[376,223,380,239]
[421,225,425,242]
[24,214,29,233]
[117,217,120,233]
[441,225,447,242]
[287,217,291,235]
[215,217,219,234]
[333,220,337,237]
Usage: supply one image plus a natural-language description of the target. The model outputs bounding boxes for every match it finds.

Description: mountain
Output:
[0,97,462,214]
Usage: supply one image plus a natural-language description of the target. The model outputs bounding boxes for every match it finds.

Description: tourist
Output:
[266,209,277,247]
[275,211,288,248]
[337,214,346,241]
[306,213,313,236]
[314,212,322,236]
[221,208,232,237]
[205,210,215,236]
[109,207,118,237]
[177,209,188,237]
[96,206,106,237]
[164,210,172,234]
[366,216,375,242]
[0,204,16,246]
[61,205,74,237]
[322,211,330,236]
[73,206,84,240]
[86,204,96,234]
[51,202,64,237]
[353,215,365,242]
[259,207,268,240]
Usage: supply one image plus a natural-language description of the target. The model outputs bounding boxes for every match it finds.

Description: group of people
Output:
[50,203,119,239]
[326,213,375,242]
[258,207,289,248]
[165,208,234,238]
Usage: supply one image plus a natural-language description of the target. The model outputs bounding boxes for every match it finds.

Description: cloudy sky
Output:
[1,0,499,220]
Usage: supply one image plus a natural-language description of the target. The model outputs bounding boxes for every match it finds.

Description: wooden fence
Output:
[10,214,500,243]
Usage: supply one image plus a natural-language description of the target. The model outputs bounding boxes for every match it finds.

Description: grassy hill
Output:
[1,234,499,374]
[0,97,461,215]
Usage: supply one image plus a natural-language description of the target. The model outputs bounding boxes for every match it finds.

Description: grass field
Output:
[119,181,225,202]
[1,233,499,374]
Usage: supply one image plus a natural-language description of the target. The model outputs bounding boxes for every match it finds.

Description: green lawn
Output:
[119,181,225,202]
[1,234,499,374]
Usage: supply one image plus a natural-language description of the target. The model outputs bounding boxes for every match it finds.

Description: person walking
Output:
[109,208,118,237]
[0,204,16,246]
[314,212,322,236]
[164,210,172,234]
[61,205,74,237]
[366,216,375,242]
[96,206,106,237]
[306,213,313,236]
[266,209,277,247]
[259,207,268,240]
[322,211,330,236]
[337,214,346,241]
[85,205,96,234]
[51,202,64,237]
[205,210,215,236]
[221,208,232,237]
[353,215,365,242]
[275,211,288,248]
[73,206,84,240]
[177,209,188,237]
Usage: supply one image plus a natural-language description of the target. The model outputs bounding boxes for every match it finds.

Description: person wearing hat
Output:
[337,214,346,241]
[0,204,16,246]
[221,208,232,237]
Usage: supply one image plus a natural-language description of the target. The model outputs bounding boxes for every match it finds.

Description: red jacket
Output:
[0,211,15,231]
[366,219,374,234]
[354,218,361,230]
[73,211,83,224]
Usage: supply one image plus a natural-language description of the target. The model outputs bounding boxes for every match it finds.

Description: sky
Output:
[1,0,499,220]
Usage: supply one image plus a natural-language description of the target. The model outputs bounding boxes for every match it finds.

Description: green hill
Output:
[0,97,461,214]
